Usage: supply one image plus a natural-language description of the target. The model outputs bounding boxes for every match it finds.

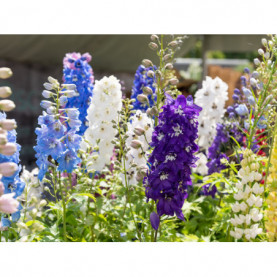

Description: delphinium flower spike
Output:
[63,52,94,136]
[83,76,122,173]
[0,67,25,229]
[131,65,157,112]
[122,110,154,185]
[195,76,229,152]
[265,129,277,241]
[230,149,264,241]
[144,94,201,221]
[34,76,82,181]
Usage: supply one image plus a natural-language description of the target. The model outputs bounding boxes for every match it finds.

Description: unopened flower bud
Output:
[40,100,53,109]
[252,71,259,78]
[149,42,158,50]
[62,84,76,91]
[147,70,155,78]
[168,41,178,48]
[0,162,18,177]
[136,171,145,182]
[261,38,267,46]
[39,199,47,207]
[0,133,7,145]
[42,90,52,98]
[165,63,173,70]
[134,127,145,136]
[43,82,53,90]
[264,52,270,59]
[169,78,179,85]
[0,143,17,156]
[163,54,171,62]
[0,192,19,214]
[131,140,142,149]
[0,100,15,111]
[63,90,78,98]
[44,186,50,192]
[150,34,159,42]
[147,106,158,117]
[254,58,260,65]
[0,68,12,79]
[142,59,153,67]
[30,208,38,217]
[250,78,257,87]
[155,70,162,78]
[143,86,153,95]
[137,94,149,103]
[48,76,58,84]
[0,87,12,98]
[47,106,56,115]
[138,165,148,175]
[258,48,264,56]
[0,119,17,131]
[0,129,7,135]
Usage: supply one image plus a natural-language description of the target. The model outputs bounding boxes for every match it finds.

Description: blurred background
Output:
[0,34,265,168]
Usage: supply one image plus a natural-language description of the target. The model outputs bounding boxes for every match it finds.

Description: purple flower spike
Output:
[144,95,201,219]
[150,212,160,230]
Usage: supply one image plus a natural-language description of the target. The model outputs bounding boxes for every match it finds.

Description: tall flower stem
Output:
[264,119,277,191]
[247,60,276,149]
[58,171,67,241]
[117,113,142,242]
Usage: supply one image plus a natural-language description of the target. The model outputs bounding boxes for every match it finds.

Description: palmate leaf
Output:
[182,201,202,220]
[68,193,96,203]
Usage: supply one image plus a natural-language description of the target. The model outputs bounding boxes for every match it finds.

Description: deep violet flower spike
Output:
[144,95,201,220]
[203,122,243,197]
[63,52,94,136]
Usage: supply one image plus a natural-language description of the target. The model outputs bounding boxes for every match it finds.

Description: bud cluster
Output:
[121,110,153,185]
[230,149,264,241]
[265,134,277,241]
[143,35,186,112]
[0,67,25,228]
[16,168,46,241]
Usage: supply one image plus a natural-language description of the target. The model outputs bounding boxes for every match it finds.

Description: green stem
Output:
[86,197,95,242]
[248,60,276,148]
[58,171,67,241]
[154,229,158,242]
[264,119,277,191]
[150,200,155,242]
[69,173,73,193]
[118,113,142,241]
